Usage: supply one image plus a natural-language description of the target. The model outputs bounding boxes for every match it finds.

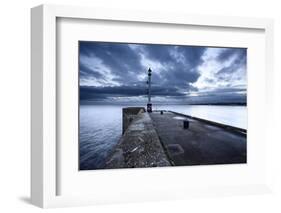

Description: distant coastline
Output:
[188,102,247,106]
[80,101,247,106]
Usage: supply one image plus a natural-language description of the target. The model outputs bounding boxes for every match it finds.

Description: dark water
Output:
[79,105,123,170]
[79,104,247,170]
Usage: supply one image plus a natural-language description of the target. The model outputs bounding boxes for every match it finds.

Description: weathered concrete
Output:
[149,111,246,166]
[105,112,171,169]
[122,107,145,134]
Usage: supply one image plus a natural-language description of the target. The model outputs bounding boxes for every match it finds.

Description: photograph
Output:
[79,41,247,170]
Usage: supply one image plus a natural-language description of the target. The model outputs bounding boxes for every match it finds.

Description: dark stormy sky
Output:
[79,41,246,105]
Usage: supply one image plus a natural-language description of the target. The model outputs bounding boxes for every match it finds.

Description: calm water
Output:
[79,104,247,170]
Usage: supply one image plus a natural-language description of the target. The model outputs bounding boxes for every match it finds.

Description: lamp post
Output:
[147,68,152,113]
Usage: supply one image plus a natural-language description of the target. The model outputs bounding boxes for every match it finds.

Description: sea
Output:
[79,104,247,170]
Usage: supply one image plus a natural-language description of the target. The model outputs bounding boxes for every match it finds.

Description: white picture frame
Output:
[31,4,274,208]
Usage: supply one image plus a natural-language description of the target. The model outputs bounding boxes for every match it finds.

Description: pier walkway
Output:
[149,111,247,166]
[105,110,171,169]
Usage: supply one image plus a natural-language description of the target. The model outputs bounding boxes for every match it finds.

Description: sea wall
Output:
[105,108,171,169]
[105,108,246,169]
[122,107,145,134]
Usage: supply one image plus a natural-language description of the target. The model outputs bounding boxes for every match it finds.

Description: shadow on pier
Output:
[105,107,246,169]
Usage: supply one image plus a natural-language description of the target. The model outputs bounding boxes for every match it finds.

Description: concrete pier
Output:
[150,111,246,166]
[106,108,246,169]
[105,108,171,169]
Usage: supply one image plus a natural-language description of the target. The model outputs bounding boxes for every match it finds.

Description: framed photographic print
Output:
[31,4,274,208]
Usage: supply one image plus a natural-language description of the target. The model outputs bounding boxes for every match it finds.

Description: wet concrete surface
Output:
[149,111,247,166]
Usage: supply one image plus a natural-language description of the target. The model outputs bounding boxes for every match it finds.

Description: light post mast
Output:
[147,68,152,112]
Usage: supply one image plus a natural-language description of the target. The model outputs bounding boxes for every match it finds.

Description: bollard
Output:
[183,120,189,129]
[160,110,163,115]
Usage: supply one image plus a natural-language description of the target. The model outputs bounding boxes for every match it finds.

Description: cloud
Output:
[191,47,246,92]
[80,84,188,100]
[79,42,144,86]
[79,41,247,104]
[139,45,205,87]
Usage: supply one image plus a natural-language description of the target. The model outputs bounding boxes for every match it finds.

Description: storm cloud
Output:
[79,41,247,104]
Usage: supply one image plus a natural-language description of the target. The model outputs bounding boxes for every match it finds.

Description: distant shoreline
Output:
[188,102,247,106]
[80,102,247,106]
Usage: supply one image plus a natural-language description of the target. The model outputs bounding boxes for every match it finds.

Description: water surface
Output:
[79,104,247,170]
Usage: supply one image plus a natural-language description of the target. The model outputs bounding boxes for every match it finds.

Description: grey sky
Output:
[79,41,246,105]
